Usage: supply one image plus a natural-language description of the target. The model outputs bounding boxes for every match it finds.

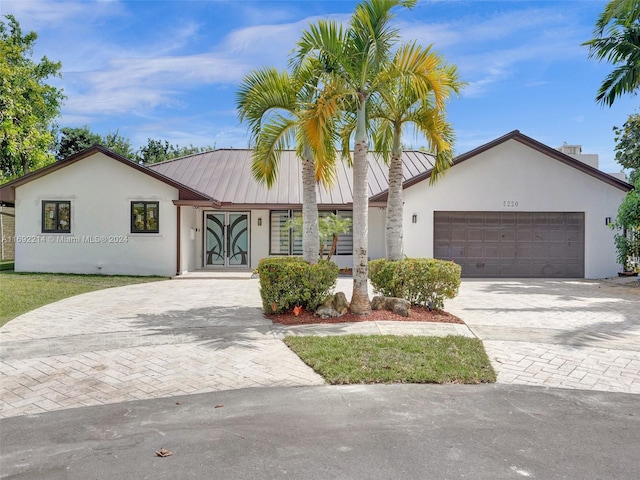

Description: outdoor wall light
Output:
[412,214,417,224]
[605,217,612,226]
[257,217,262,226]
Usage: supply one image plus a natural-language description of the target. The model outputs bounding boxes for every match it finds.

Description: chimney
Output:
[557,143,599,169]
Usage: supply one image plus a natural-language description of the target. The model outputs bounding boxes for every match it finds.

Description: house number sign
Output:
[503,200,519,207]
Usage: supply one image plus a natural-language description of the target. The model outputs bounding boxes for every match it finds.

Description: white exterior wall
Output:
[368,206,386,261]
[251,209,269,269]
[402,140,626,279]
[179,206,198,274]
[14,153,179,277]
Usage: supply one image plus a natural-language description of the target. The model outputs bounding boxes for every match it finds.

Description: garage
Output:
[433,211,585,278]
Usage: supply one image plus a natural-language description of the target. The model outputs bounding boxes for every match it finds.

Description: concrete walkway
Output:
[1,276,638,419]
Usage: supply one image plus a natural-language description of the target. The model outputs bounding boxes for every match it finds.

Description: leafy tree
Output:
[102,130,133,158]
[136,138,216,164]
[293,0,416,313]
[236,66,339,264]
[55,125,102,160]
[0,15,64,181]
[583,0,640,106]
[136,139,172,164]
[611,177,640,271]
[613,112,640,183]
[170,143,216,158]
[55,125,133,160]
[610,111,640,272]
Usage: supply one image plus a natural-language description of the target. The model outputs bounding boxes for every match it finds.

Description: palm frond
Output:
[251,115,297,187]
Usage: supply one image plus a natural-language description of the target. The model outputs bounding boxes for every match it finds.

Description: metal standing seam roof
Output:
[149,149,437,206]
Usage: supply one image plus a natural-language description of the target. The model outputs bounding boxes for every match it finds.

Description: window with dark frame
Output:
[42,201,71,233]
[269,209,352,255]
[131,201,159,233]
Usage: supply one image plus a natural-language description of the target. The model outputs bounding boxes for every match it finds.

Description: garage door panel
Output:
[468,229,484,242]
[566,213,583,224]
[533,229,547,241]
[565,263,584,277]
[434,211,584,278]
[532,244,548,257]
[517,229,533,242]
[517,212,533,224]
[451,229,467,242]
[501,229,516,242]
[515,262,535,276]
[484,229,501,242]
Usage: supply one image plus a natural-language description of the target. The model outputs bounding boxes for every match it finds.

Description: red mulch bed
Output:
[267,305,464,326]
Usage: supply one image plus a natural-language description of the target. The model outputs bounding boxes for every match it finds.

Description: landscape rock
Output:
[371,296,411,317]
[315,307,340,319]
[333,292,349,315]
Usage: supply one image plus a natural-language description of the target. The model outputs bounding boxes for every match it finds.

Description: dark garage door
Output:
[434,212,585,278]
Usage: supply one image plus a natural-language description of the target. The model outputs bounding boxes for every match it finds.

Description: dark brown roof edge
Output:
[0,146,221,205]
[370,130,632,202]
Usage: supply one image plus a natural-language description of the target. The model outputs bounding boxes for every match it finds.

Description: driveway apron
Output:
[446,278,640,394]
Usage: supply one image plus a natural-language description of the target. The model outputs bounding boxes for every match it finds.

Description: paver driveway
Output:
[445,278,640,393]
[1,276,638,419]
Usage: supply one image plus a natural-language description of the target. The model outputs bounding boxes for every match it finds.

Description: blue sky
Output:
[2,0,638,174]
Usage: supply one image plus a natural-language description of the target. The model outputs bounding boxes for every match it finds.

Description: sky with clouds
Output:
[2,0,638,174]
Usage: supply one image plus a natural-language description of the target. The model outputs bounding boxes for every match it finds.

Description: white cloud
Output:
[2,0,126,29]
[398,6,588,98]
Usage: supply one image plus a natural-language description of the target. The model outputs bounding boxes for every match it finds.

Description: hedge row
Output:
[368,258,461,310]
[257,257,339,314]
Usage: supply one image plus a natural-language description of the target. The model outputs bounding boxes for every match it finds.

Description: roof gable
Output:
[0,146,216,205]
[370,130,632,202]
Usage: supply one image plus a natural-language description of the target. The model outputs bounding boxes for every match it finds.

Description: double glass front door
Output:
[205,212,249,267]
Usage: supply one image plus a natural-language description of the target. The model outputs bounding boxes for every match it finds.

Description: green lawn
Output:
[0,271,167,327]
[284,334,496,385]
[0,260,14,271]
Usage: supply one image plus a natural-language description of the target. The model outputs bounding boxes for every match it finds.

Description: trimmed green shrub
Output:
[368,258,461,310]
[258,257,339,314]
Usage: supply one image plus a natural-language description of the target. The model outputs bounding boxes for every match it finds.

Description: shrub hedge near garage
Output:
[258,257,339,314]
[368,258,462,310]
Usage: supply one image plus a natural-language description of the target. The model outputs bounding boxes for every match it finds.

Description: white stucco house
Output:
[0,130,632,278]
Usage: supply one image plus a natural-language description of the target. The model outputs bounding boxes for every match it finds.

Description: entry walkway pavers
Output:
[1,277,639,419]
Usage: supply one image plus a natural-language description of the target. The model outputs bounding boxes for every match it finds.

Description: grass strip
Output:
[0,272,166,327]
[0,260,14,271]
[284,334,496,385]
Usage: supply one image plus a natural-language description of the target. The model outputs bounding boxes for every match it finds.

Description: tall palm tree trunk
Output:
[386,128,404,261]
[351,99,371,314]
[301,145,320,263]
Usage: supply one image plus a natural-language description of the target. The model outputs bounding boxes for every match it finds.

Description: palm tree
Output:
[372,42,463,260]
[293,0,415,314]
[584,0,640,106]
[236,67,338,264]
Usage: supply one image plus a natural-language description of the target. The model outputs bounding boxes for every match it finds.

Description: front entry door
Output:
[205,212,249,267]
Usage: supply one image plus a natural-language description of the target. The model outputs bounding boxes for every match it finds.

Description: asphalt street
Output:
[1,384,638,480]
